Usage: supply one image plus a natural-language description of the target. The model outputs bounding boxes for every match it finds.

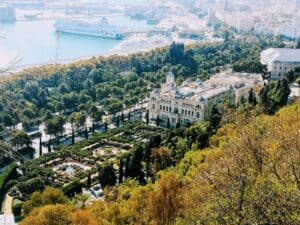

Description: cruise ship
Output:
[54,17,125,39]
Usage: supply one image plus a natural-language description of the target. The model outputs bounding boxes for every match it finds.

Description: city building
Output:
[0,4,16,22]
[215,0,299,38]
[149,70,263,127]
[260,48,300,79]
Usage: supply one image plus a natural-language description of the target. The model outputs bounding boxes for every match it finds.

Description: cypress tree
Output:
[248,88,257,106]
[128,145,144,182]
[145,109,149,124]
[98,163,116,188]
[47,141,51,153]
[296,38,300,49]
[124,154,130,178]
[87,171,92,188]
[116,115,120,127]
[278,78,290,106]
[71,130,75,145]
[128,111,131,121]
[145,143,152,178]
[39,133,43,157]
[209,105,222,130]
[118,157,124,184]
[121,112,124,122]
[84,127,88,139]
[260,84,270,113]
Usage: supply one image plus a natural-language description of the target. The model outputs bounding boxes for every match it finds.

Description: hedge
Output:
[0,163,18,209]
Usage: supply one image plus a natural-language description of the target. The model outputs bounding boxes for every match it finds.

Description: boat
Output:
[147,19,159,25]
[24,14,38,20]
[54,17,124,39]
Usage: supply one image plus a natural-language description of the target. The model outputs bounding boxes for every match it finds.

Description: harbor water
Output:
[0,14,152,68]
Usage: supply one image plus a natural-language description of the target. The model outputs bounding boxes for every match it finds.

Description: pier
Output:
[15,13,125,22]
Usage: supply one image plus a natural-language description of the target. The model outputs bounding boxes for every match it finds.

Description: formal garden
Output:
[1,121,162,213]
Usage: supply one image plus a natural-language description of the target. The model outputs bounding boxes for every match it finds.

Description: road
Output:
[1,194,13,215]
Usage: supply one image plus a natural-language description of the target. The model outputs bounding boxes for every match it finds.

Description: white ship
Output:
[54,17,124,39]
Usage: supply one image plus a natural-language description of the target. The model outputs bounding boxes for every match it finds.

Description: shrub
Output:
[62,179,82,197]
[12,202,23,217]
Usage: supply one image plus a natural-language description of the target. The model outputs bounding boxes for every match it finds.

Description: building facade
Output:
[149,71,263,127]
[260,48,300,80]
[0,4,16,22]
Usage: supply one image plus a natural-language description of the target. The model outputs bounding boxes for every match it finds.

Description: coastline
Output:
[4,36,221,77]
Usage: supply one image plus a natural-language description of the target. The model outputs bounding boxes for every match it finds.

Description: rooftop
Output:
[261,48,300,63]
[156,71,263,101]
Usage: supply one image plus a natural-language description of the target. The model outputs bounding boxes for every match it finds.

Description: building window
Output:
[160,105,162,110]
[279,73,281,77]
[163,106,165,110]
[197,112,200,118]
[191,111,194,116]
[188,111,190,116]
[152,104,155,109]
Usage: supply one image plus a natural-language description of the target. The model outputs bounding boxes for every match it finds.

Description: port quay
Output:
[0,0,215,68]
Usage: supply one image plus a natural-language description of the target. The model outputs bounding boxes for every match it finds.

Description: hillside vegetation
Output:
[20,100,300,225]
